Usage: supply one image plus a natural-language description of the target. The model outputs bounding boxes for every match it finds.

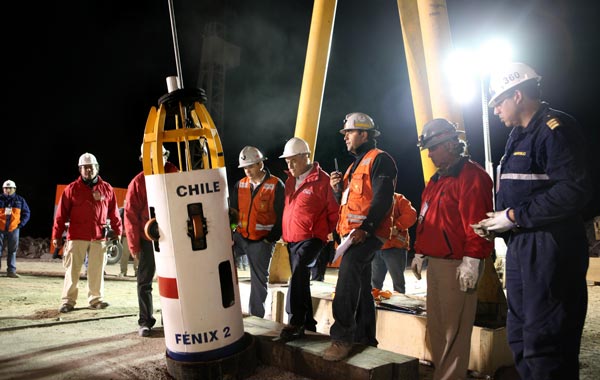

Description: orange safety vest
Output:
[236,176,279,240]
[337,148,393,240]
[381,193,417,250]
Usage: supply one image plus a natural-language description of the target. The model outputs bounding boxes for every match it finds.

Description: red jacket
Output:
[414,157,493,260]
[52,176,122,241]
[124,162,178,254]
[282,162,339,243]
[381,193,417,250]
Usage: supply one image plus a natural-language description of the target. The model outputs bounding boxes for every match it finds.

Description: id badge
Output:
[5,207,12,215]
[341,187,349,205]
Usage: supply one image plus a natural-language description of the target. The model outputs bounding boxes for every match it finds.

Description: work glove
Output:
[411,254,427,280]
[456,256,481,292]
[479,208,516,233]
[470,223,496,241]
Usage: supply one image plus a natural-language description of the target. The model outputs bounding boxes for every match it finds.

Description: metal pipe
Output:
[167,0,184,89]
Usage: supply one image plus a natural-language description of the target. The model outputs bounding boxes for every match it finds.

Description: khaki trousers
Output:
[426,257,478,380]
[61,240,107,307]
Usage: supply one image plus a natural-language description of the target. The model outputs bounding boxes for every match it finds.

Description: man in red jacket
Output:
[124,145,178,337]
[52,152,122,313]
[278,137,339,341]
[412,118,494,380]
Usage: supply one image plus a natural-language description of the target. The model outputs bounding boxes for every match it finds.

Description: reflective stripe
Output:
[500,173,549,181]
[255,224,274,231]
[346,213,366,224]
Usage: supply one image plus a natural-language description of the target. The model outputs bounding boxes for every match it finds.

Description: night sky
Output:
[6,0,600,238]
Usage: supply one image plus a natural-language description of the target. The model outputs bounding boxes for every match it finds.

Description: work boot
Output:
[138,326,151,337]
[323,340,353,361]
[7,272,19,278]
[90,301,110,309]
[59,304,74,313]
[279,324,305,341]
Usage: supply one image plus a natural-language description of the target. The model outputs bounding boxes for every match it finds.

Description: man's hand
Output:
[351,229,368,244]
[456,256,481,292]
[130,252,139,260]
[330,171,343,192]
[479,208,516,233]
[411,254,426,280]
[52,239,63,249]
[470,223,496,241]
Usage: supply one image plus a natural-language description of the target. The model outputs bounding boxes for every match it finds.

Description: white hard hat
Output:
[78,152,99,166]
[139,143,169,160]
[417,119,463,150]
[488,62,542,107]
[339,112,380,137]
[279,137,311,159]
[3,180,16,188]
[238,146,267,168]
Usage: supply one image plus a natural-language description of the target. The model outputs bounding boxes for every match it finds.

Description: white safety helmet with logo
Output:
[488,62,542,107]
[140,143,170,165]
[78,152,99,166]
[2,180,16,188]
[238,146,267,168]
[339,112,380,137]
[417,118,464,150]
[279,137,311,159]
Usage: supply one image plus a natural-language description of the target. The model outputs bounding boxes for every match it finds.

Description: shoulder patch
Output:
[546,117,561,130]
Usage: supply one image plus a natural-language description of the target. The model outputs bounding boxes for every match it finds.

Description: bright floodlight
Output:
[478,38,513,73]
[445,49,479,104]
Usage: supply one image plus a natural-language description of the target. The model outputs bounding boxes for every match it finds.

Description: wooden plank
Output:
[244,316,419,380]
[588,257,600,283]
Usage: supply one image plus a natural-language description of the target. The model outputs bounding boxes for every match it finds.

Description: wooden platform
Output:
[244,316,419,380]
[242,278,514,377]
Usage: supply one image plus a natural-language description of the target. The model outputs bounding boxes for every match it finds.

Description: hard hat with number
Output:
[488,62,541,107]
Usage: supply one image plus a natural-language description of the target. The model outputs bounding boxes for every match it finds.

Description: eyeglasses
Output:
[492,91,515,108]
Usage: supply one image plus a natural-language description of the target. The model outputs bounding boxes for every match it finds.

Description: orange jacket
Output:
[235,175,283,241]
[381,193,417,250]
[337,148,394,240]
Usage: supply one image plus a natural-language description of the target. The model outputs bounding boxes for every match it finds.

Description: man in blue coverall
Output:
[474,62,592,380]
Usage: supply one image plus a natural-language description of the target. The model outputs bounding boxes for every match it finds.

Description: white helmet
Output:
[279,137,311,159]
[78,152,99,166]
[139,143,169,161]
[238,146,267,168]
[488,62,541,107]
[339,112,380,137]
[2,180,16,188]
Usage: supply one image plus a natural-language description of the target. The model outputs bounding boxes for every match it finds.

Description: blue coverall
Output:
[496,103,591,380]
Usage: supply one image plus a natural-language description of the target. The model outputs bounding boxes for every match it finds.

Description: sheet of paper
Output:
[333,229,355,263]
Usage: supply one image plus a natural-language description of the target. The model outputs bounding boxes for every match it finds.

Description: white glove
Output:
[456,256,481,292]
[411,254,426,280]
[479,208,516,233]
[470,223,496,241]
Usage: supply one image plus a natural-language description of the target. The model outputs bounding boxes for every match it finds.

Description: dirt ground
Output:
[1,255,599,379]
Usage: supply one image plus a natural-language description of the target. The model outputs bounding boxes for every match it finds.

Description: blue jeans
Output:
[371,247,407,293]
[0,228,20,274]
